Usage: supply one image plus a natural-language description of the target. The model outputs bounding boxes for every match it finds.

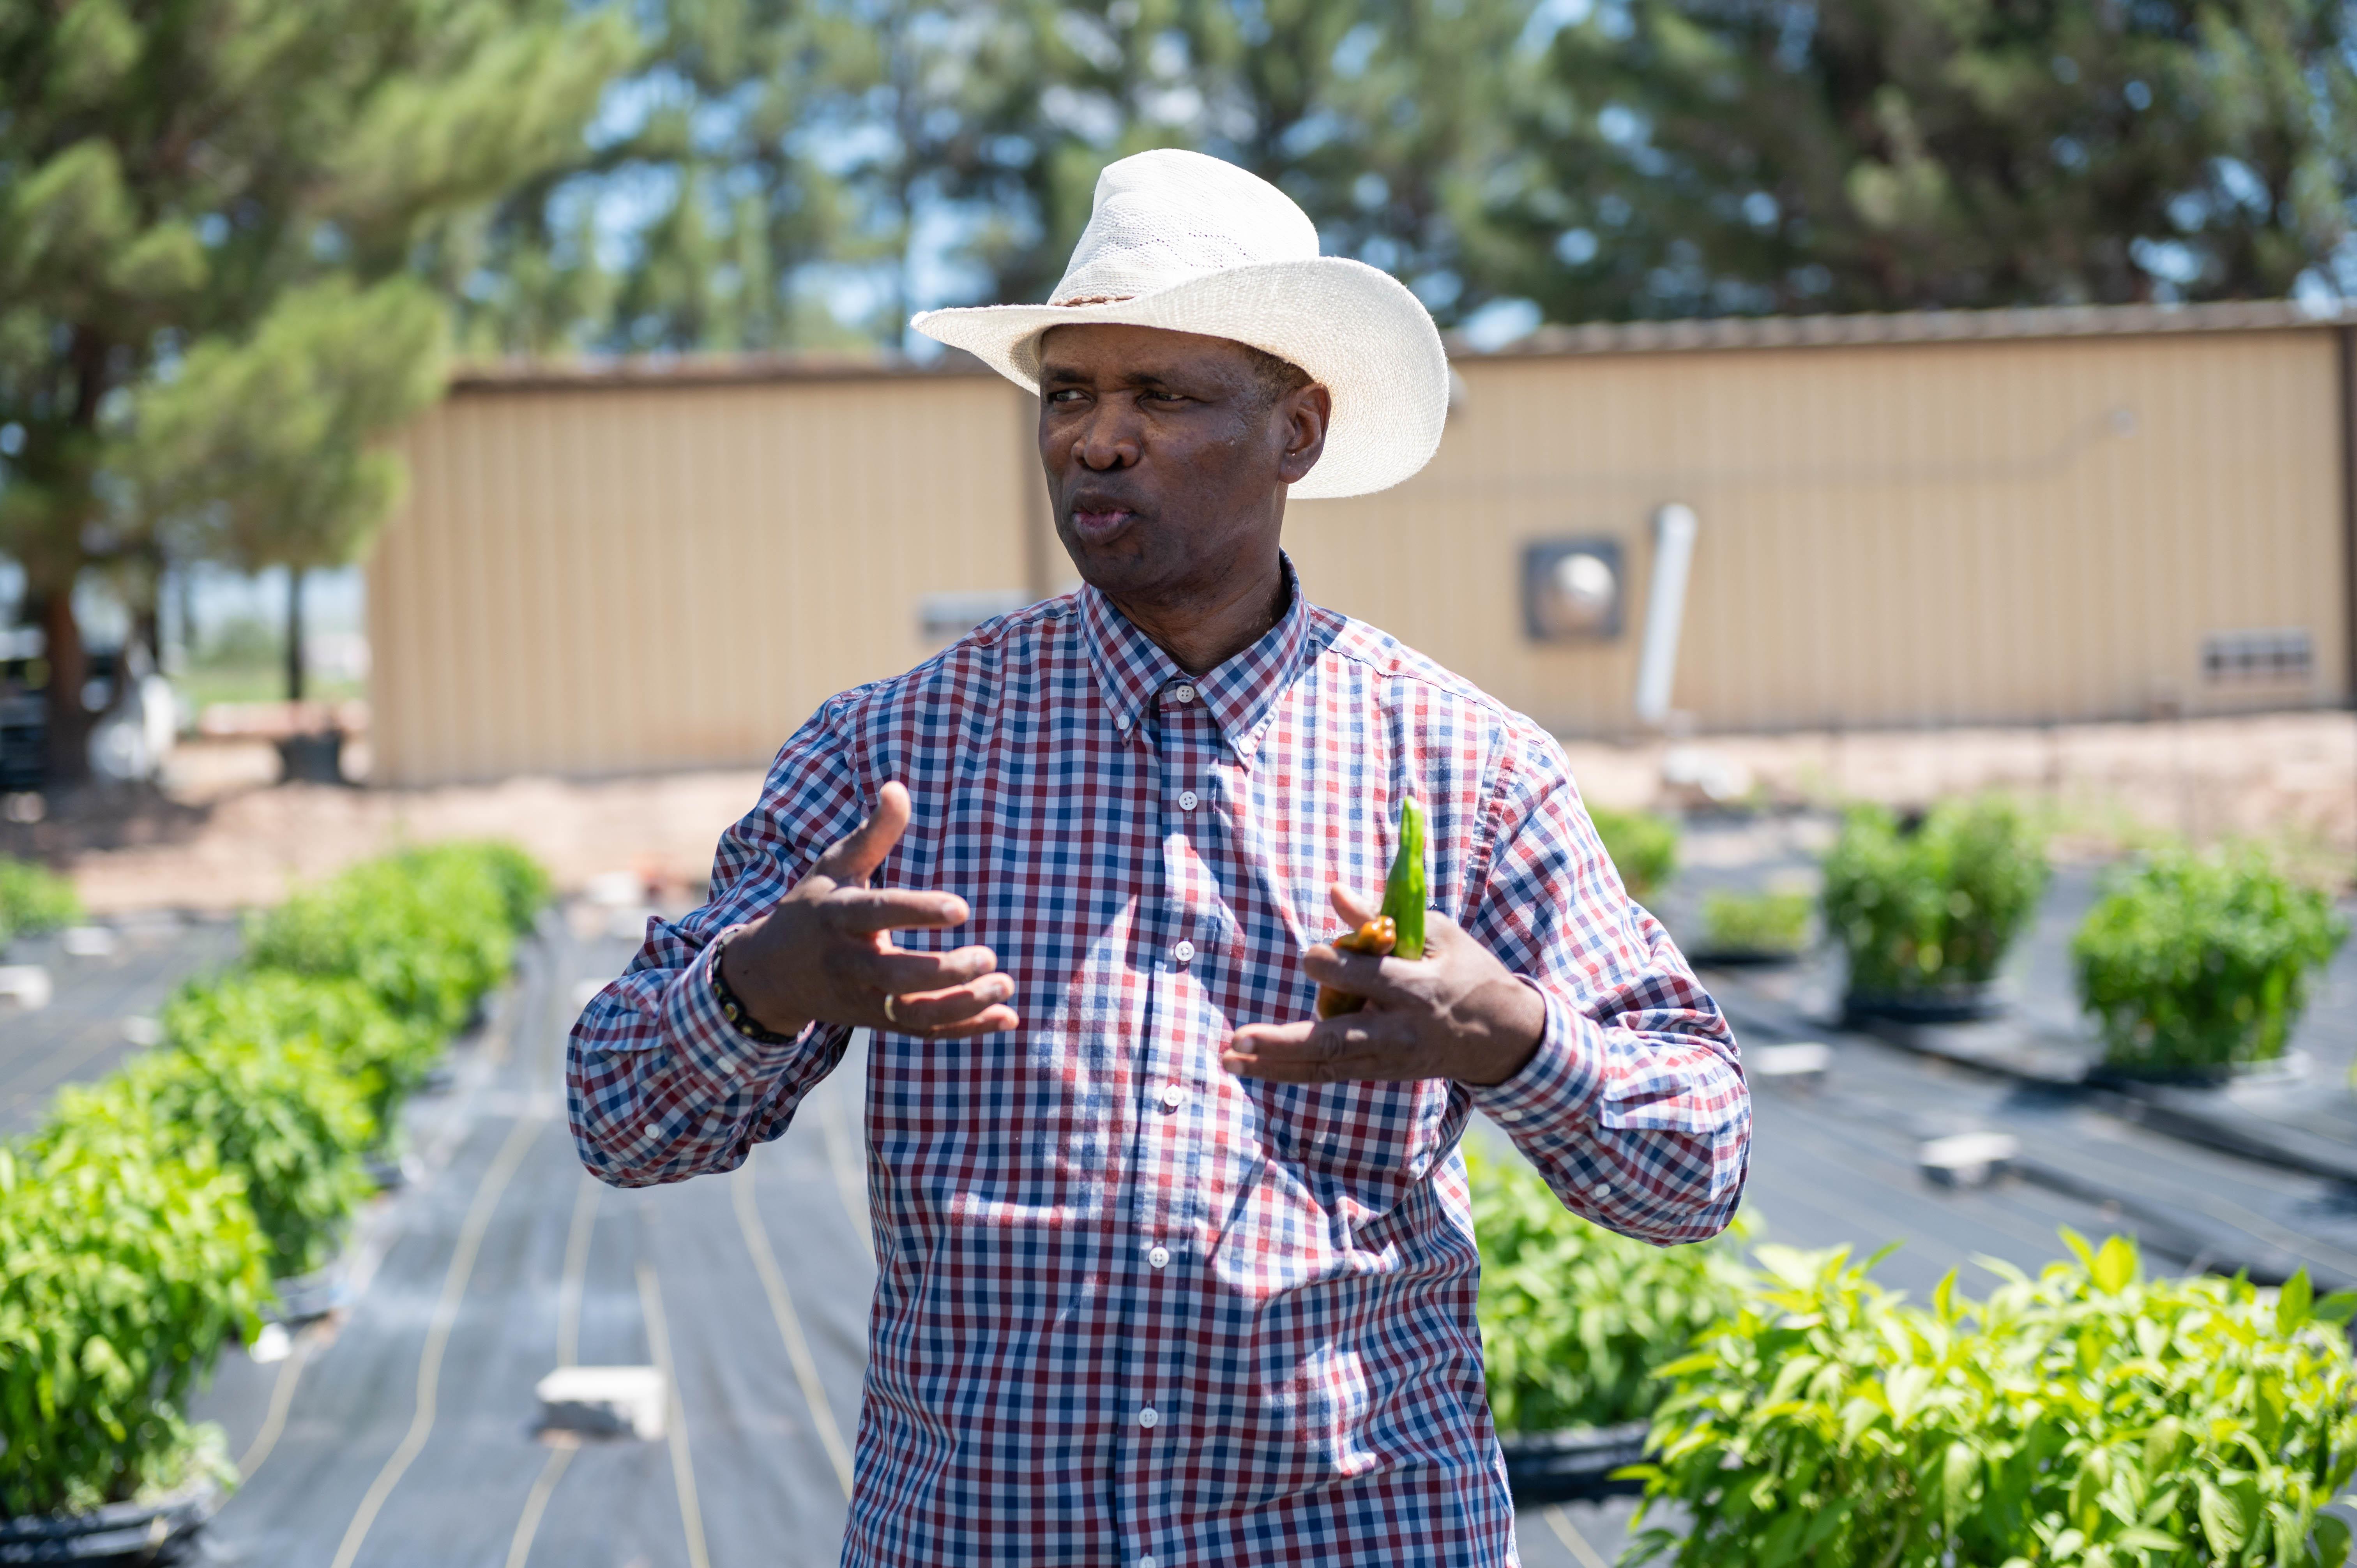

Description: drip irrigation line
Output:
[637,1262,712,1568]
[327,1112,544,1568]
[733,1157,857,1496]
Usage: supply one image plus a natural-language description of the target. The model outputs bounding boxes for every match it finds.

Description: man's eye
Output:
[1048,388,1085,403]
[1145,392,1189,406]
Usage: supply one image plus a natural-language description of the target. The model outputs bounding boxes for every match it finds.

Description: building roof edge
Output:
[1449,298,2353,360]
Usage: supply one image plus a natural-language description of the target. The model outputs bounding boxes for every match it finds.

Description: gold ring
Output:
[882,994,899,1027]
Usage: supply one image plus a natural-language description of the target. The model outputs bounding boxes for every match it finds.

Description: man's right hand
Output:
[717,781,1019,1040]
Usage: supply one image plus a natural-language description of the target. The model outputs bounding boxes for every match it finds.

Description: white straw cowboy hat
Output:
[910,149,1449,500]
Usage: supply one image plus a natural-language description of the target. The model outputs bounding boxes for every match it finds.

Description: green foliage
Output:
[245,843,523,1037]
[426,839,555,936]
[465,0,1530,357]
[0,0,629,773]
[1591,807,1680,904]
[1627,1234,2357,1568]
[0,856,80,945]
[161,970,435,1146]
[0,839,548,1520]
[1470,1146,1747,1434]
[0,1133,266,1517]
[1824,799,2048,998]
[51,1035,375,1280]
[1700,890,1813,957]
[2074,848,2348,1075]
[1485,0,2357,323]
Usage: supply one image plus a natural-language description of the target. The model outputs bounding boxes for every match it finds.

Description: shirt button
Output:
[1148,1245,1171,1268]
[1592,1181,1612,1197]
[1115,713,1131,731]
[1173,939,1195,964]
[1171,684,1197,705]
[1178,789,1199,811]
[1141,1557,1156,1568]
[1138,1406,1159,1429]
[1160,1083,1186,1109]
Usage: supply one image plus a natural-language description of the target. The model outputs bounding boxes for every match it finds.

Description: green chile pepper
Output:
[1314,797,1428,1017]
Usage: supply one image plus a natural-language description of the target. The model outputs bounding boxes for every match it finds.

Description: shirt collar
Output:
[1080,553,1315,764]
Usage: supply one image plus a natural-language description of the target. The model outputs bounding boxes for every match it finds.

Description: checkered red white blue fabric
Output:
[569,558,1749,1568]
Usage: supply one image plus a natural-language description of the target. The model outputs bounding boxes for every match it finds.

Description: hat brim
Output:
[910,257,1447,501]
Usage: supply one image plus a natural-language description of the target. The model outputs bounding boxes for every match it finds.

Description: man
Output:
[570,149,1749,1567]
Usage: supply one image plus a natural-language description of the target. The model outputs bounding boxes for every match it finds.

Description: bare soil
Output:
[13,709,2353,913]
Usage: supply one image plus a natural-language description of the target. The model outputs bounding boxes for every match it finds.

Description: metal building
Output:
[367,302,2353,787]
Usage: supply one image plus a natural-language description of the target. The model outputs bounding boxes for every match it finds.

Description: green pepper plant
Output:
[48,1033,375,1280]
[244,842,527,1035]
[1590,807,1680,906]
[161,970,436,1151]
[0,1122,267,1516]
[1823,798,2048,1004]
[1627,1233,2357,1568]
[1470,1146,1748,1434]
[1700,890,1813,958]
[0,856,80,946]
[2073,848,2346,1077]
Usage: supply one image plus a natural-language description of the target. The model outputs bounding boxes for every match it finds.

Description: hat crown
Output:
[1050,150,1320,306]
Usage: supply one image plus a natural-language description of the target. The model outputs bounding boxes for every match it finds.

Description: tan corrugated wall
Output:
[369,330,2347,785]
[369,371,1037,786]
[1288,328,2346,736]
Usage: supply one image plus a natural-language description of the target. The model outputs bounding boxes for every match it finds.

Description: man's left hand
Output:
[1222,886,1545,1088]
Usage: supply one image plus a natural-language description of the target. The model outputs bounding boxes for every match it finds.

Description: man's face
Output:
[1036,323,1327,605]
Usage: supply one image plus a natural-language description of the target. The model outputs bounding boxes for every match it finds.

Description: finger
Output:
[811,781,913,887]
[884,977,1018,1034]
[1223,1013,1425,1081]
[902,1004,1022,1042]
[856,945,1001,994]
[1328,883,1380,929]
[1300,943,1416,1009]
[829,886,972,934]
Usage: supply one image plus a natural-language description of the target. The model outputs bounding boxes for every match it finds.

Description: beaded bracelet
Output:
[709,928,797,1045]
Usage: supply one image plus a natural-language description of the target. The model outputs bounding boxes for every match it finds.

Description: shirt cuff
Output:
[659,927,816,1088]
[1468,979,1604,1134]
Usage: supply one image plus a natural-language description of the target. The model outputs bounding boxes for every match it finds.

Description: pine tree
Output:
[0,0,629,779]
[1476,0,2357,321]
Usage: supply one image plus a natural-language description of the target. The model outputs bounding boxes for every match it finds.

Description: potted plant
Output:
[1822,798,2047,1022]
[1624,1233,2357,1567]
[1470,1148,1747,1504]
[1590,807,1679,906]
[1692,889,1813,964]
[2073,847,2347,1084]
[0,1122,267,1559]
[0,856,79,952]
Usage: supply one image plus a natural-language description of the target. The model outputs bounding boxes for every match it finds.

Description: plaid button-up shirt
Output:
[569,559,1749,1568]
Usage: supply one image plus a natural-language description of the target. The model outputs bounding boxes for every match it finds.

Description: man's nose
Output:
[1073,407,1141,471]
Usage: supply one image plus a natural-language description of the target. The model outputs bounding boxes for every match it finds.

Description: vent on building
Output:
[2201,629,2313,684]
[1523,539,1625,642]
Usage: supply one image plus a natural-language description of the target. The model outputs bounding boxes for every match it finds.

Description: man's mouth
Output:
[1068,496,1139,542]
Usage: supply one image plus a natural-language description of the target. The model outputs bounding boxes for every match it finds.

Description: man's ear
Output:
[1276,383,1332,487]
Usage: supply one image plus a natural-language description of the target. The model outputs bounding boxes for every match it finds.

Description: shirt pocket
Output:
[1255,1077,1454,1229]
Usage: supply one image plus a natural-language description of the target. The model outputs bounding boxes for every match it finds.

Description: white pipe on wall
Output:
[1632,502,1698,727]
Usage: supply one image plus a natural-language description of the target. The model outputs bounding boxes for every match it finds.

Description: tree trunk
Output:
[285,567,307,706]
[34,586,92,787]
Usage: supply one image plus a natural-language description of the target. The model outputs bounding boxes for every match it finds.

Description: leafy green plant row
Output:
[0,857,81,948]
[1628,1235,2357,1568]
[1471,1147,1748,1434]
[0,841,548,1520]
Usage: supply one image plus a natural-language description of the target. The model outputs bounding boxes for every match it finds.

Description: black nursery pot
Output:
[1841,980,2003,1027]
[0,1477,223,1565]
[1498,1422,1652,1506]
